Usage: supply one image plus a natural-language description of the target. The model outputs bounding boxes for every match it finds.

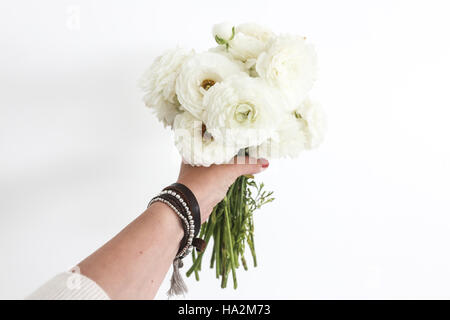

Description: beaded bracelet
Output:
[147,184,204,296]
[164,183,201,238]
[159,189,195,258]
[147,195,192,259]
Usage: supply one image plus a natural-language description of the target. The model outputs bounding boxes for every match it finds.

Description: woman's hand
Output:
[177,157,269,223]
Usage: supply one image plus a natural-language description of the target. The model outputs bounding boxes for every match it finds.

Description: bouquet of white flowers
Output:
[140,22,325,291]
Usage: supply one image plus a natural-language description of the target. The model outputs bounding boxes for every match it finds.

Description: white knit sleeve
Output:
[26,272,110,300]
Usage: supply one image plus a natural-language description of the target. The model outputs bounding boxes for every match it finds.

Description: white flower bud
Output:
[212,22,235,42]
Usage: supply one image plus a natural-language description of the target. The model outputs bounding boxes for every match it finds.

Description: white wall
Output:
[1,0,450,299]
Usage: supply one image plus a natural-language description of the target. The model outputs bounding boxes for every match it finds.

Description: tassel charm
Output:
[167,258,188,297]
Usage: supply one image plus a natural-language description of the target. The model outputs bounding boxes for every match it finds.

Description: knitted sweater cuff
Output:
[26,272,110,300]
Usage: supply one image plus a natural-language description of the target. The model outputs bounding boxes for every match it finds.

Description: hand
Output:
[177,157,269,223]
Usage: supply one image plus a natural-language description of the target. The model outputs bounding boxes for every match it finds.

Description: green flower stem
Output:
[191,250,200,280]
[223,195,238,289]
[215,222,222,279]
[186,209,216,278]
[241,255,248,271]
[248,217,257,267]
[210,240,216,269]
[187,176,274,289]
[221,260,228,288]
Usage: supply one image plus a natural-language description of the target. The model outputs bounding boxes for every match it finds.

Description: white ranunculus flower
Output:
[173,111,240,166]
[256,35,317,110]
[294,98,326,149]
[237,23,274,43]
[213,22,275,64]
[249,98,325,158]
[175,52,244,120]
[212,21,235,43]
[140,47,194,127]
[203,75,284,149]
[248,115,307,159]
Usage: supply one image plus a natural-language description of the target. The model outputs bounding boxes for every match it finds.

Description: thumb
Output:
[233,157,269,177]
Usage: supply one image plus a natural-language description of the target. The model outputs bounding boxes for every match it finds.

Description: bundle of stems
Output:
[186,175,274,289]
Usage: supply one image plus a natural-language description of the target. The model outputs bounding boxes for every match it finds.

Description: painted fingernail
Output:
[262,162,269,169]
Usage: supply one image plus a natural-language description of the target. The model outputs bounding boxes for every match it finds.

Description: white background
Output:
[1,0,450,299]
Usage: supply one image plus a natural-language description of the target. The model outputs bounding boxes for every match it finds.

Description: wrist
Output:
[148,185,203,257]
[176,178,216,223]
[147,202,184,243]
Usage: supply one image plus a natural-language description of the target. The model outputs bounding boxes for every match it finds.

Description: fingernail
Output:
[256,158,269,171]
[258,158,269,169]
[257,158,269,165]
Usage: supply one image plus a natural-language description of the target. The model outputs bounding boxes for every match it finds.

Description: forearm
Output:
[75,159,266,300]
[78,202,183,300]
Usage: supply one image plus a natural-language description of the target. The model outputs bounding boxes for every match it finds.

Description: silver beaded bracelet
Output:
[160,189,195,257]
[147,190,195,259]
[147,188,198,296]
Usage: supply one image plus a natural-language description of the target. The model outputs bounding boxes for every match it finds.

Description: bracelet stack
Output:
[147,182,205,296]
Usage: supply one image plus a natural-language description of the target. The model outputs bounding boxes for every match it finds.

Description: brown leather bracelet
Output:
[164,183,201,237]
